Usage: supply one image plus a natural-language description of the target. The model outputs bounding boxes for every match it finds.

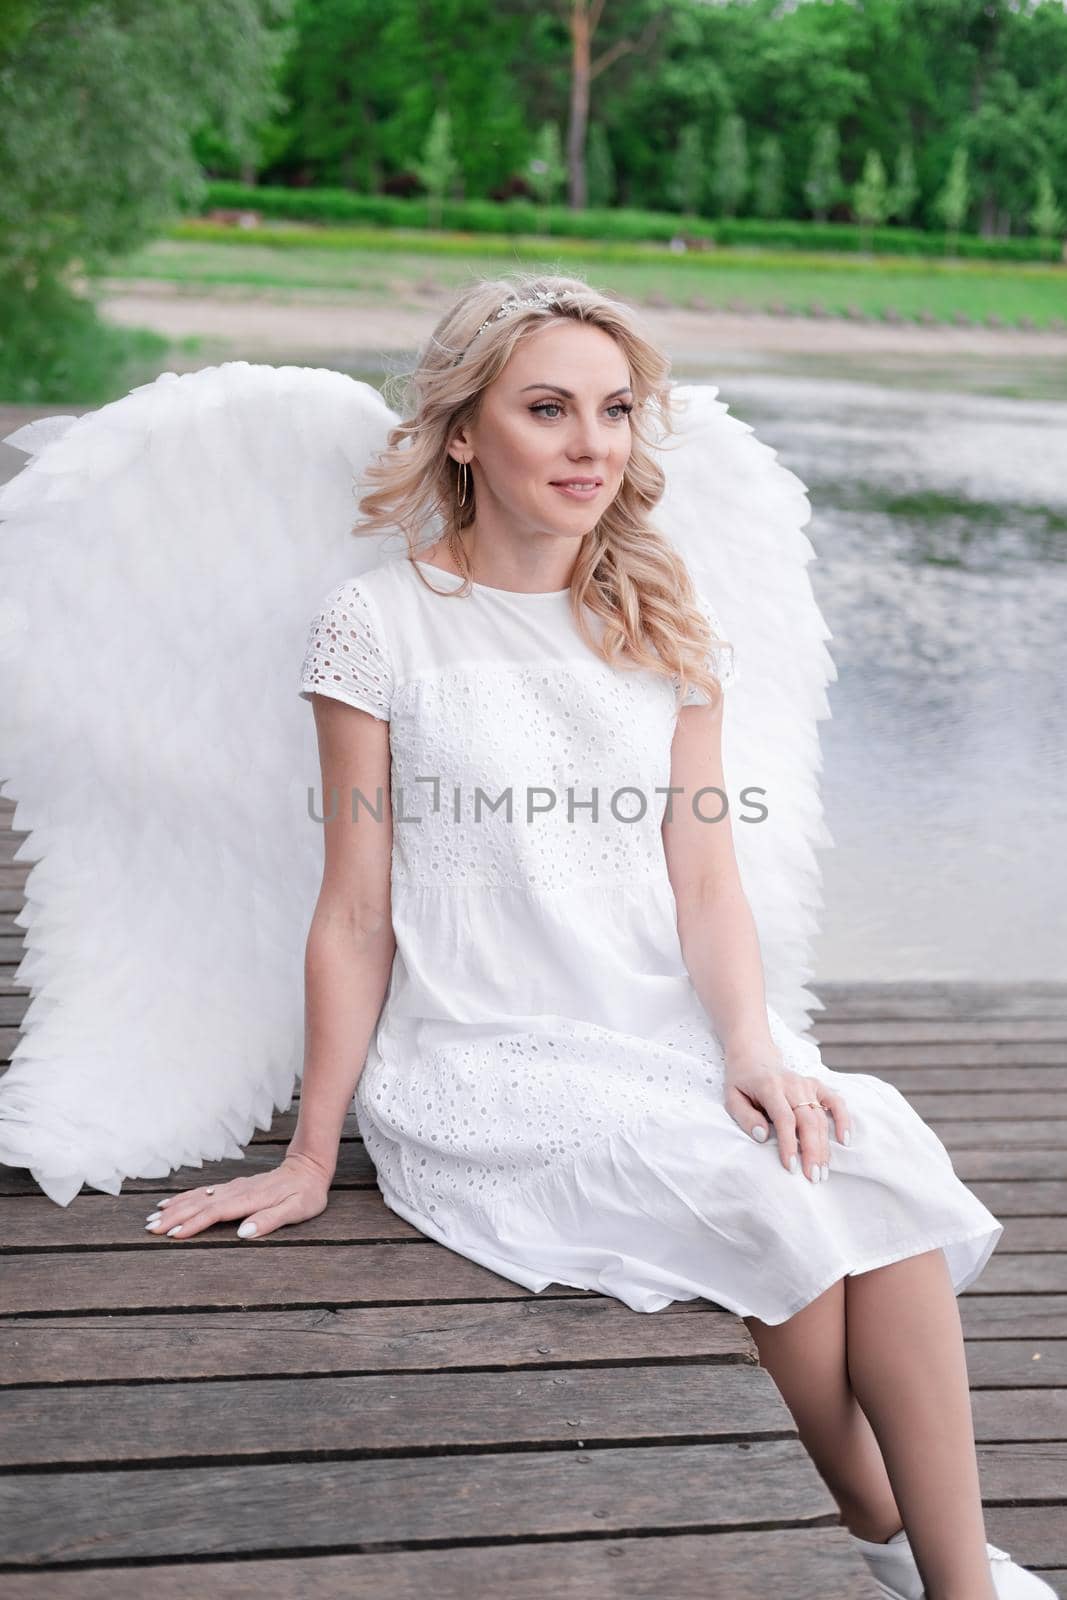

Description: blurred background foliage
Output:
[2,0,1066,399]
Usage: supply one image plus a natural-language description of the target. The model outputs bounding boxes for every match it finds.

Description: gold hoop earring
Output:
[456,459,471,509]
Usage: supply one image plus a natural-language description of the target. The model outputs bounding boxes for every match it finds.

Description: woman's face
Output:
[456,320,635,538]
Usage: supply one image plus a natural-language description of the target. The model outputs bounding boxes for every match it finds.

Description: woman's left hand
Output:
[724,1050,852,1183]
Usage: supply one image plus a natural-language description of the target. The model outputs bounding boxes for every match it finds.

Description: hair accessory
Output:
[453,289,564,364]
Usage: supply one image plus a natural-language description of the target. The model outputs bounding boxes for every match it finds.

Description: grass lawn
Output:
[99,220,1067,330]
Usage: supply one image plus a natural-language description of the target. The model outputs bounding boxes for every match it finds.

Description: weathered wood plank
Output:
[998,1217,1067,1251]
[814,1019,1067,1044]
[2,1241,591,1314]
[861,1067,1067,1092]
[961,1296,1067,1340]
[975,1441,1067,1501]
[970,1389,1067,1441]
[1,1189,416,1247]
[0,1528,885,1600]
[0,1440,839,1565]
[17,1184,1067,1254]
[965,1255,1067,1294]
[822,1043,1067,1067]
[811,983,1067,1020]
[953,1151,1067,1181]
[4,1191,1061,1253]
[962,1342,1067,1389]
[0,1300,754,1386]
[969,1182,1067,1215]
[7,1236,1058,1318]
[904,1093,1067,1120]
[926,1120,1067,1148]
[984,1504,1067,1569]
[0,1364,792,1469]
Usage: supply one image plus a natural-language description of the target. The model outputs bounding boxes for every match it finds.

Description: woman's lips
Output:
[551,481,602,500]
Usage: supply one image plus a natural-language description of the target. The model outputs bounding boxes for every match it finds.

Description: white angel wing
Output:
[0,361,833,1207]
[0,361,402,1204]
[655,383,837,1035]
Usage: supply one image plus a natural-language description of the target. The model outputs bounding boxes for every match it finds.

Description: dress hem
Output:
[376,1177,1004,1326]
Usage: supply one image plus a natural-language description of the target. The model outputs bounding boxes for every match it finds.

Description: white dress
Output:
[298,552,1003,1325]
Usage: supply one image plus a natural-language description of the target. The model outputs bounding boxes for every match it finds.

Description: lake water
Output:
[3,351,1064,984]
[697,361,1067,985]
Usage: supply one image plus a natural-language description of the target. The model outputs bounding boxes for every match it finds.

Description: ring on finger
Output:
[794,1100,829,1180]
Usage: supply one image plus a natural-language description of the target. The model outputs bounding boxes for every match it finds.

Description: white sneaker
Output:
[850,1526,1060,1598]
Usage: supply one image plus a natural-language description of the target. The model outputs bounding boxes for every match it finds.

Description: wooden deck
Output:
[1,794,1065,1597]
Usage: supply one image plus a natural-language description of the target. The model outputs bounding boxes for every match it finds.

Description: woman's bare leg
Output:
[744,1246,997,1600]
[844,1247,997,1600]
[741,1277,905,1542]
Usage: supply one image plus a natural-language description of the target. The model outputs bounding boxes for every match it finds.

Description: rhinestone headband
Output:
[452,289,565,364]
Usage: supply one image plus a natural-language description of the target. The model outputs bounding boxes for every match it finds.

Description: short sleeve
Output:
[298,579,394,721]
[677,592,739,706]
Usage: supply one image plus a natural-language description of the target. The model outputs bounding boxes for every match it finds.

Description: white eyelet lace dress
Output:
[298,553,1003,1324]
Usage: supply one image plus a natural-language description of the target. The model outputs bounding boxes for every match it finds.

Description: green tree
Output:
[752,133,784,220]
[273,0,396,191]
[527,121,566,230]
[711,112,747,219]
[805,124,843,221]
[353,0,531,199]
[585,121,617,209]
[671,124,705,216]
[586,121,616,208]
[1029,168,1064,241]
[564,0,669,210]
[0,0,290,401]
[887,141,918,223]
[853,148,890,249]
[934,146,971,254]
[414,107,459,227]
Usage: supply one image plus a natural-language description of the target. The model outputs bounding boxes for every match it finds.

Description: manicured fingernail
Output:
[843,1129,852,1146]
[810,1165,821,1183]
[145,1211,162,1224]
[237,1221,257,1238]
[789,1154,798,1174]
[751,1125,767,1142]
[144,1220,160,1231]
[166,1224,182,1237]
[822,1163,830,1181]
[157,1197,171,1207]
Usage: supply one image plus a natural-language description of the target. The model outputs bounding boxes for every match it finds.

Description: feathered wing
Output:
[654,383,837,1036]
[0,361,403,1204]
[0,362,833,1207]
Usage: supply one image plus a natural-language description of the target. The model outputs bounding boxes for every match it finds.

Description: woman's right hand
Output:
[142,1151,332,1241]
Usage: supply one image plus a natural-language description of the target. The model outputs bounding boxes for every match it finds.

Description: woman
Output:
[144,273,1042,1600]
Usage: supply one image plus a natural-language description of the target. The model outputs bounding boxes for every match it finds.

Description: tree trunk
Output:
[977,189,995,238]
[568,0,591,211]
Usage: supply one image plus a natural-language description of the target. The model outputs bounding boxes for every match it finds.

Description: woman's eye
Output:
[530,401,632,420]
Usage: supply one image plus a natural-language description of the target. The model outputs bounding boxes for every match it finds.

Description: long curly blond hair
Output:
[356,268,729,708]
